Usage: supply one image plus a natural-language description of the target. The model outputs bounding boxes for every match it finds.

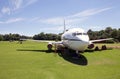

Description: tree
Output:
[0,33,31,41]
[3,34,10,41]
[33,32,61,40]
[117,29,120,42]
[111,29,118,38]
[87,27,120,43]
[105,27,113,38]
[0,35,3,41]
[87,29,94,40]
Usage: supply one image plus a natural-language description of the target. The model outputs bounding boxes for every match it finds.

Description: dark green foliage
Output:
[87,27,120,42]
[118,29,120,42]
[0,35,3,41]
[33,32,61,40]
[0,33,32,41]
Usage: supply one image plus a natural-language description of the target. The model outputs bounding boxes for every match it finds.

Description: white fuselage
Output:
[61,28,90,51]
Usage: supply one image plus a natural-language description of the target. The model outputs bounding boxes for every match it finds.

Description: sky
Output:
[0,0,120,36]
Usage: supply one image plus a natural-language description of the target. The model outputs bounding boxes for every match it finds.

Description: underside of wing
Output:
[90,38,113,43]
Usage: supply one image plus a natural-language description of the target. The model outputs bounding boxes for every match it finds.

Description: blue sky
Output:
[0,0,120,36]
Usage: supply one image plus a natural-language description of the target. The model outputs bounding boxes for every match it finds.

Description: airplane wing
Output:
[28,39,54,42]
[90,38,113,43]
[28,39,63,44]
[48,41,63,45]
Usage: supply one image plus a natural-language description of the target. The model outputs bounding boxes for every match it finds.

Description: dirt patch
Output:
[108,46,120,49]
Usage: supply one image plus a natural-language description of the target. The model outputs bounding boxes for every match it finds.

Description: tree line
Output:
[0,27,120,43]
[0,33,32,41]
[33,32,61,41]
[87,27,120,43]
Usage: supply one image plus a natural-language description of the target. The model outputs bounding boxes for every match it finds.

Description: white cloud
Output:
[26,0,38,6]
[11,0,23,10]
[30,17,40,22]
[69,7,111,18]
[39,25,65,33]
[11,0,38,9]
[89,26,103,30]
[38,7,111,26]
[0,18,24,24]
[0,0,38,16]
[6,18,24,23]
[41,17,87,26]
[1,7,11,15]
[40,17,64,25]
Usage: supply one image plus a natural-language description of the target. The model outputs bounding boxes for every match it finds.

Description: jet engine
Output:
[47,42,53,50]
[88,43,94,49]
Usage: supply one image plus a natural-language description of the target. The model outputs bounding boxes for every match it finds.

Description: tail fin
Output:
[63,19,66,33]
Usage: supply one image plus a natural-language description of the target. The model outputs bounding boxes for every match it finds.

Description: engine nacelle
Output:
[47,43,53,50]
[88,43,94,49]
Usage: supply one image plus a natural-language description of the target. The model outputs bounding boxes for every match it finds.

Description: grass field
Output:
[0,41,120,79]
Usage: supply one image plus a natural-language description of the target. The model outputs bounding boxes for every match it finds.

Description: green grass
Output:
[0,41,120,79]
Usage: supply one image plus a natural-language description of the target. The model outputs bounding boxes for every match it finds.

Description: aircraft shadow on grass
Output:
[58,51,88,66]
[17,46,113,66]
[59,48,112,66]
[17,49,88,66]
[17,49,54,53]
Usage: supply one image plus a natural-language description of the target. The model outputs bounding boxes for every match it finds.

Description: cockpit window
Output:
[72,33,82,36]
[72,32,87,36]
[76,33,82,35]
[83,33,88,35]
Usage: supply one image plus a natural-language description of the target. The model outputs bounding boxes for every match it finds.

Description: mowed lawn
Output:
[0,41,120,79]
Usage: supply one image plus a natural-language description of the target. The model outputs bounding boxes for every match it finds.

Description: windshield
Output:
[72,33,88,36]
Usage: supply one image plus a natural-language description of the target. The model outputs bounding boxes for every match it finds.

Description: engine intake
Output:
[88,43,94,49]
[47,44,53,50]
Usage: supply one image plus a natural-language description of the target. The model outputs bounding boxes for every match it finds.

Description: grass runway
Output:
[0,41,120,79]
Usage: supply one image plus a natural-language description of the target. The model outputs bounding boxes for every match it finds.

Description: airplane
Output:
[47,21,113,53]
[47,28,112,53]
